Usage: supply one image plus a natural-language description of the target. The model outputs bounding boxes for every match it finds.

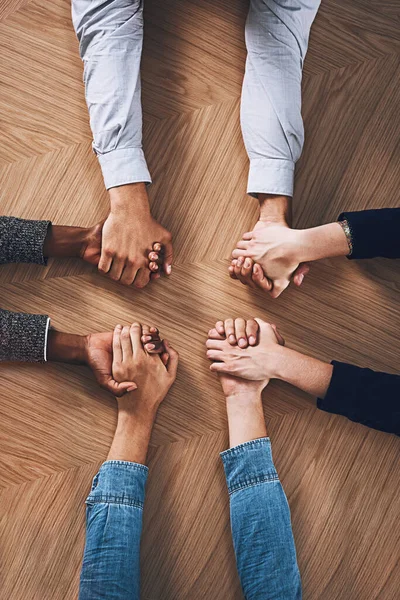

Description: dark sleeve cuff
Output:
[220,438,278,495]
[318,361,400,435]
[86,460,148,509]
[0,310,50,362]
[338,208,400,260]
[0,217,51,265]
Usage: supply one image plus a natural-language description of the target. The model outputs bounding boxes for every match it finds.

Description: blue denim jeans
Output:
[79,438,300,599]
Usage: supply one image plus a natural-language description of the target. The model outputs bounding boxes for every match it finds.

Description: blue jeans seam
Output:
[86,496,144,509]
[228,475,279,495]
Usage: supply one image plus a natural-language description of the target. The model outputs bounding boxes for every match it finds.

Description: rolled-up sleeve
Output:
[242,0,320,198]
[79,460,148,600]
[72,0,151,190]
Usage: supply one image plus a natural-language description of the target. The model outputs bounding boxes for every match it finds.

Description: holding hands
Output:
[112,322,178,411]
[230,218,351,298]
[207,318,285,385]
[230,223,309,298]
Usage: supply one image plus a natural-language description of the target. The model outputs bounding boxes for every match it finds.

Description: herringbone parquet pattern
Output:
[0,1,399,599]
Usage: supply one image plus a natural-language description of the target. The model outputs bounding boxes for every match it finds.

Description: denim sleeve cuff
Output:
[220,438,279,495]
[86,460,149,509]
[247,158,295,198]
[97,147,152,190]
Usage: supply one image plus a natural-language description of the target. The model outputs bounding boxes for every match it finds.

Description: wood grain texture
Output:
[0,0,399,599]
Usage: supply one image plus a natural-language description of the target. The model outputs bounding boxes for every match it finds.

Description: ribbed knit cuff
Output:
[0,217,50,265]
[0,310,50,362]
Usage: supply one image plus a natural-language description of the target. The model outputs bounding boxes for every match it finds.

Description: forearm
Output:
[258,195,292,225]
[43,224,89,258]
[318,361,400,435]
[242,0,320,199]
[273,346,333,399]
[296,222,350,262]
[221,438,301,599]
[108,182,151,217]
[72,0,150,191]
[107,406,155,465]
[338,208,400,259]
[79,461,147,600]
[225,392,267,448]
[46,329,87,364]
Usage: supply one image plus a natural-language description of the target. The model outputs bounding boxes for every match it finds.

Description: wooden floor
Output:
[0,1,399,598]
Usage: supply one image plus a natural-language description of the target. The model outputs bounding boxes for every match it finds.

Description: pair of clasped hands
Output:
[109,318,283,416]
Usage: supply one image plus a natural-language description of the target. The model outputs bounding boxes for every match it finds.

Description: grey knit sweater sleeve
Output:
[0,216,50,264]
[0,216,51,362]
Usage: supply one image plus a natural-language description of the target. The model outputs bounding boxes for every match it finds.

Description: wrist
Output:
[109,183,150,214]
[47,330,88,364]
[225,391,262,406]
[116,393,160,424]
[298,223,350,262]
[258,194,292,226]
[268,345,296,381]
[43,225,89,259]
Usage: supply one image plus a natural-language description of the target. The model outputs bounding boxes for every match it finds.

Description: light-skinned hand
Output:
[112,323,178,414]
[231,222,309,298]
[206,318,285,382]
[84,326,165,396]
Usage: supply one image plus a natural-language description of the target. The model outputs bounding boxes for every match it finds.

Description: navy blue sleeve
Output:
[317,361,400,435]
[338,208,400,259]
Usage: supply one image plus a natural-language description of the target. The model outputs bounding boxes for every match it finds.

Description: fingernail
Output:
[166,265,172,275]
[249,335,256,345]
[153,242,162,252]
[237,257,243,266]
[238,338,247,348]
[147,344,155,350]
[298,274,304,285]
[244,258,251,268]
[229,334,236,343]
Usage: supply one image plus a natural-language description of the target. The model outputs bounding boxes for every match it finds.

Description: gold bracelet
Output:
[338,219,353,256]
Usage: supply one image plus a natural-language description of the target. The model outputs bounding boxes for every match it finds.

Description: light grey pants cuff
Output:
[247,157,295,198]
[97,147,152,190]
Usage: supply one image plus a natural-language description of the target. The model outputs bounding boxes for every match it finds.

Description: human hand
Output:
[84,326,165,396]
[212,318,259,348]
[112,323,178,414]
[206,318,285,383]
[231,222,309,298]
[99,184,173,288]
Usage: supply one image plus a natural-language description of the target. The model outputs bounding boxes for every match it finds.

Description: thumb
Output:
[251,263,273,292]
[163,340,179,379]
[270,324,285,346]
[102,377,137,397]
[163,239,173,276]
[254,317,271,333]
[293,263,310,287]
